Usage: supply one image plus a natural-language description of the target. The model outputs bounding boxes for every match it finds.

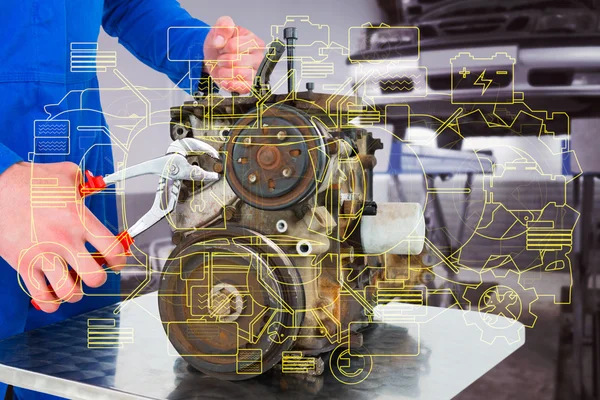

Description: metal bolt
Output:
[277,130,287,141]
[172,232,184,245]
[258,147,277,166]
[169,164,179,175]
[248,173,257,183]
[282,167,292,178]
[213,162,224,174]
[243,137,251,146]
[225,206,236,221]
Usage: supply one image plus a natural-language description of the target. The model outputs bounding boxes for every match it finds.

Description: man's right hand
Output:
[0,162,127,313]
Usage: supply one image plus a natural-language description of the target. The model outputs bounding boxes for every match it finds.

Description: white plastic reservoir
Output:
[360,202,426,255]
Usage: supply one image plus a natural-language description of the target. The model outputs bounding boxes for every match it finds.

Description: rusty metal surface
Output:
[158,227,304,380]
[165,89,426,382]
[224,104,327,210]
[171,91,360,120]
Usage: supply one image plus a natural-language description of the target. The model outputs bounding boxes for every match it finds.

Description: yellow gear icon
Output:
[462,271,538,345]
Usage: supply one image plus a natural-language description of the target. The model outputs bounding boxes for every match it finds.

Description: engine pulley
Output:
[158,226,305,380]
[224,104,328,210]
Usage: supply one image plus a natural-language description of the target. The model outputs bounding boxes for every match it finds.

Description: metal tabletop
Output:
[0,293,524,399]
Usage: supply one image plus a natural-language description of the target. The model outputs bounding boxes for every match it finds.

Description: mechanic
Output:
[0,1,264,399]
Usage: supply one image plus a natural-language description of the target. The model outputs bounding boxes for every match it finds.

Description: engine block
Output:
[158,36,427,381]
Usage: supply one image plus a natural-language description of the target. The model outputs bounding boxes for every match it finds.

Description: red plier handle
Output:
[31,231,134,310]
[79,170,107,198]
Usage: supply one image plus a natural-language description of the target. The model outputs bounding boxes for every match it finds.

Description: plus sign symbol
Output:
[450,52,516,104]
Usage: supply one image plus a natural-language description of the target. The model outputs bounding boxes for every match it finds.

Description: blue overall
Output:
[0,1,209,398]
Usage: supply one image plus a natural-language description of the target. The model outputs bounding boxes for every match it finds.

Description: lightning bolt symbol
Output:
[474,69,493,95]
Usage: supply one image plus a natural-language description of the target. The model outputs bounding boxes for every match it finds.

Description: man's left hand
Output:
[204,16,265,94]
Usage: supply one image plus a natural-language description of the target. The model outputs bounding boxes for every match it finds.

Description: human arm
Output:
[0,162,127,313]
[102,0,264,93]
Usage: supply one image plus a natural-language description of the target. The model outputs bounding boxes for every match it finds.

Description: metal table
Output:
[0,293,524,399]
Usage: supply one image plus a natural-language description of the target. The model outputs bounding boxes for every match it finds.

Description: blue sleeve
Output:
[102,0,210,91]
[0,143,23,175]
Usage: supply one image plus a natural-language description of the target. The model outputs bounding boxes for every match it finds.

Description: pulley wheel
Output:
[158,226,304,380]
[224,104,327,210]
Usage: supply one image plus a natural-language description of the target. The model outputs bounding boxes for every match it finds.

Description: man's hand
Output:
[203,16,265,94]
[0,162,127,313]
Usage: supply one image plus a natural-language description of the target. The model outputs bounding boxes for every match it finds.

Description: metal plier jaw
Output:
[79,137,221,255]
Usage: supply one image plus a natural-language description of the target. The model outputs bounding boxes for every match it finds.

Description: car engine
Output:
[157,31,427,381]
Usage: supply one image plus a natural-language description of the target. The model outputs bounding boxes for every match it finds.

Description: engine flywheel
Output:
[158,226,305,380]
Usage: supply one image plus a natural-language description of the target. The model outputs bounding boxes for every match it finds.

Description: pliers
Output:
[31,138,220,310]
